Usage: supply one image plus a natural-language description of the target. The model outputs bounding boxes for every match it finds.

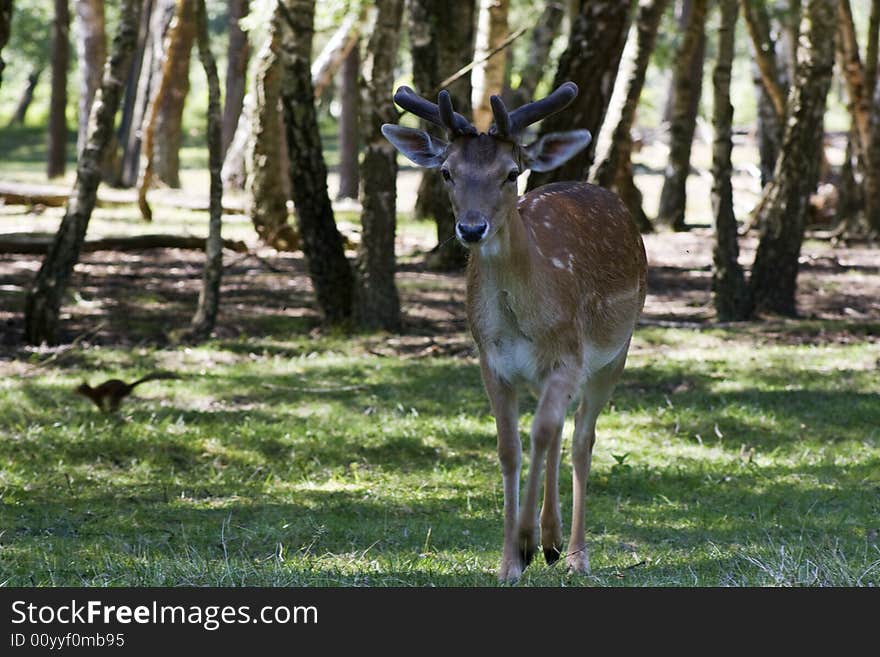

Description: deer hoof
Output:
[566,550,591,575]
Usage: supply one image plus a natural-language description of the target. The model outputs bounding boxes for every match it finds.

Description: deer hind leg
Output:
[540,422,564,565]
[568,346,629,575]
[518,369,579,571]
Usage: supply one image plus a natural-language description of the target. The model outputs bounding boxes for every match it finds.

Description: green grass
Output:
[2,326,878,586]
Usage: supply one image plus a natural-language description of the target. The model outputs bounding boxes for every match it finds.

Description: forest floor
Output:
[1,130,879,586]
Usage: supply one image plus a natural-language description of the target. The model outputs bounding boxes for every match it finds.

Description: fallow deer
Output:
[382,82,647,582]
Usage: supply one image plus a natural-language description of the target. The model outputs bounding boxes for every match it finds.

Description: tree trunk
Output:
[711,0,749,320]
[74,0,106,157]
[149,0,196,189]
[0,0,12,90]
[118,0,172,188]
[310,11,362,98]
[741,0,787,120]
[866,0,879,100]
[189,0,223,341]
[752,61,783,188]
[24,0,142,345]
[7,68,41,126]
[837,0,880,235]
[336,40,360,200]
[748,0,836,317]
[409,0,476,270]
[47,0,71,179]
[592,0,667,232]
[247,25,298,251]
[655,0,707,230]
[221,91,252,190]
[354,0,404,331]
[525,0,631,191]
[472,0,509,132]
[277,0,353,324]
[510,0,564,106]
[221,0,250,158]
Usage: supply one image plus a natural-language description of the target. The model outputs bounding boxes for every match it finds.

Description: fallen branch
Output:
[0,233,248,254]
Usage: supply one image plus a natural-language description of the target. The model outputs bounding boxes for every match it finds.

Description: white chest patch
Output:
[486,334,540,385]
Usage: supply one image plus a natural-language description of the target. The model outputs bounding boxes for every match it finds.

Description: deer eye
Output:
[441,168,452,182]
[506,169,519,183]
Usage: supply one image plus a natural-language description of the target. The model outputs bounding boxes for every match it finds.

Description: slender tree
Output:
[354,0,404,331]
[867,0,879,100]
[189,0,223,340]
[510,0,564,106]
[74,0,106,156]
[148,0,196,188]
[526,0,632,190]
[409,0,476,270]
[0,0,12,90]
[25,0,142,345]
[277,0,353,323]
[47,0,71,179]
[247,24,298,250]
[837,0,880,235]
[221,0,250,157]
[711,0,749,320]
[748,0,837,316]
[472,0,510,132]
[655,0,707,230]
[336,40,360,200]
[592,0,668,232]
[7,68,40,125]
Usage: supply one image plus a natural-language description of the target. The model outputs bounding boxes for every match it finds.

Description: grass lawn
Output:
[2,324,878,586]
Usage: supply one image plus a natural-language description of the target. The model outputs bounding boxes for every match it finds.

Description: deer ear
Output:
[522,129,592,173]
[381,124,448,168]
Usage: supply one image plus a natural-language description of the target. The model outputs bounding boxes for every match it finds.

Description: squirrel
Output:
[74,372,180,412]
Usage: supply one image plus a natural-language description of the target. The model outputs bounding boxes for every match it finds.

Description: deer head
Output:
[381,83,591,247]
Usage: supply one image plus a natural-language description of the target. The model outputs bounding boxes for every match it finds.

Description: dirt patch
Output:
[1,227,878,359]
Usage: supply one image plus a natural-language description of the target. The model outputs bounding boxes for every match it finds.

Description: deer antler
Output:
[490,81,580,139]
[393,86,476,137]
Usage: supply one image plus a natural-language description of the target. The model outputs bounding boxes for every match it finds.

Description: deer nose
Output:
[456,212,489,243]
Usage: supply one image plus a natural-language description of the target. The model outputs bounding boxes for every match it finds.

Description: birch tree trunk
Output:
[336,40,360,200]
[221,0,250,158]
[525,0,631,191]
[711,0,749,320]
[277,0,353,324]
[592,0,668,233]
[354,0,404,331]
[510,0,564,106]
[47,0,71,179]
[189,0,223,340]
[748,0,837,317]
[655,0,707,230]
[25,0,142,345]
[74,0,106,157]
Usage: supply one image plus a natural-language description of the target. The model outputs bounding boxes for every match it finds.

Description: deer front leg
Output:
[480,360,522,583]
[518,369,578,570]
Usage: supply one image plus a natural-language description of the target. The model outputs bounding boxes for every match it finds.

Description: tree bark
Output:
[592,0,667,232]
[472,0,509,132]
[47,0,71,179]
[866,0,879,100]
[118,0,172,188]
[837,0,880,235]
[247,25,298,251]
[7,68,41,126]
[149,0,196,189]
[221,91,252,190]
[0,0,12,90]
[525,0,631,191]
[409,0,476,270]
[711,0,749,320]
[510,1,564,106]
[752,60,783,188]
[741,0,788,120]
[310,11,362,98]
[24,0,142,345]
[354,0,404,331]
[221,0,250,158]
[748,0,837,317]
[336,40,360,200]
[277,0,353,324]
[655,0,707,230]
[74,0,106,157]
[189,0,223,341]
